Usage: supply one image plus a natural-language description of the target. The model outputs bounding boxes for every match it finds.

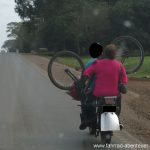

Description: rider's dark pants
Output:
[80,92,97,123]
[116,95,122,116]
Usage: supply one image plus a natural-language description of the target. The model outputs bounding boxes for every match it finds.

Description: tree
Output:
[6,21,36,52]
[15,0,35,20]
[111,0,150,54]
[2,40,16,52]
[12,0,149,54]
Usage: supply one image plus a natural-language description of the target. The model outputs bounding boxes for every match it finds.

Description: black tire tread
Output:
[112,36,144,74]
[48,51,84,90]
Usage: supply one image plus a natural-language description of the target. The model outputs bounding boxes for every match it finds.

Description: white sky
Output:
[0,0,20,49]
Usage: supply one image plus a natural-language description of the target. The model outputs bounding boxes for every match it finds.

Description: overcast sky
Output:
[0,0,20,49]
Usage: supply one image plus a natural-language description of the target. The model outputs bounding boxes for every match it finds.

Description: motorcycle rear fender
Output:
[101,112,120,131]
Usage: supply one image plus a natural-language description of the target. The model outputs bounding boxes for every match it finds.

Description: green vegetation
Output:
[83,56,150,79]
[1,0,150,56]
[128,56,150,79]
[41,54,150,79]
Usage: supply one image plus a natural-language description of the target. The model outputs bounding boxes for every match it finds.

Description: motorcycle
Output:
[65,68,121,144]
[47,37,144,144]
[83,96,121,144]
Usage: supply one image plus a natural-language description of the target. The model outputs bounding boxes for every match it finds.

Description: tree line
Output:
[2,0,150,55]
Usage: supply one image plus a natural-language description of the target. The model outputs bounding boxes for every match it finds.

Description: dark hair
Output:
[104,44,117,59]
[89,42,103,58]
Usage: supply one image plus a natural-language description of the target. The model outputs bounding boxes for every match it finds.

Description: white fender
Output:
[101,112,120,131]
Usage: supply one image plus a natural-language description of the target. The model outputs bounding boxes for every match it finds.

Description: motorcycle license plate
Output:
[104,96,116,105]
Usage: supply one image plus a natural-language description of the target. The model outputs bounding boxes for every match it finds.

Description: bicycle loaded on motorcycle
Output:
[47,36,144,144]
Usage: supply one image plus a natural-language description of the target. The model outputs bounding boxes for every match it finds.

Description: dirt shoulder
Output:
[121,82,150,144]
[22,54,150,144]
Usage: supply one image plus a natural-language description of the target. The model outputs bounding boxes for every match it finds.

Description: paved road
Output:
[0,53,144,150]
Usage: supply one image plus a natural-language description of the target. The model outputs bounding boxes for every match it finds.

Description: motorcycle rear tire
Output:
[89,127,96,135]
[101,131,112,144]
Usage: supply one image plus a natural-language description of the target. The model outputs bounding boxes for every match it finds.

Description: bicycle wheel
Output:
[111,36,144,74]
[48,51,85,90]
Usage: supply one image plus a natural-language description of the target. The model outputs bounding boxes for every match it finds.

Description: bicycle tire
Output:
[48,51,85,90]
[112,36,144,74]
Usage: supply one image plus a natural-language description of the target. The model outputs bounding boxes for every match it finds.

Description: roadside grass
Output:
[39,54,51,59]
[39,54,150,79]
[81,56,150,79]
[128,56,150,79]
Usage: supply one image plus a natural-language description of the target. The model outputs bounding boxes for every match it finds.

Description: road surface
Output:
[0,53,145,150]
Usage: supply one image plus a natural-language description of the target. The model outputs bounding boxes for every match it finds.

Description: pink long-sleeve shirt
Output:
[84,59,128,97]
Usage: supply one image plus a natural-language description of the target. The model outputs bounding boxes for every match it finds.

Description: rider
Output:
[85,43,103,90]
[80,42,103,129]
[79,44,128,130]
